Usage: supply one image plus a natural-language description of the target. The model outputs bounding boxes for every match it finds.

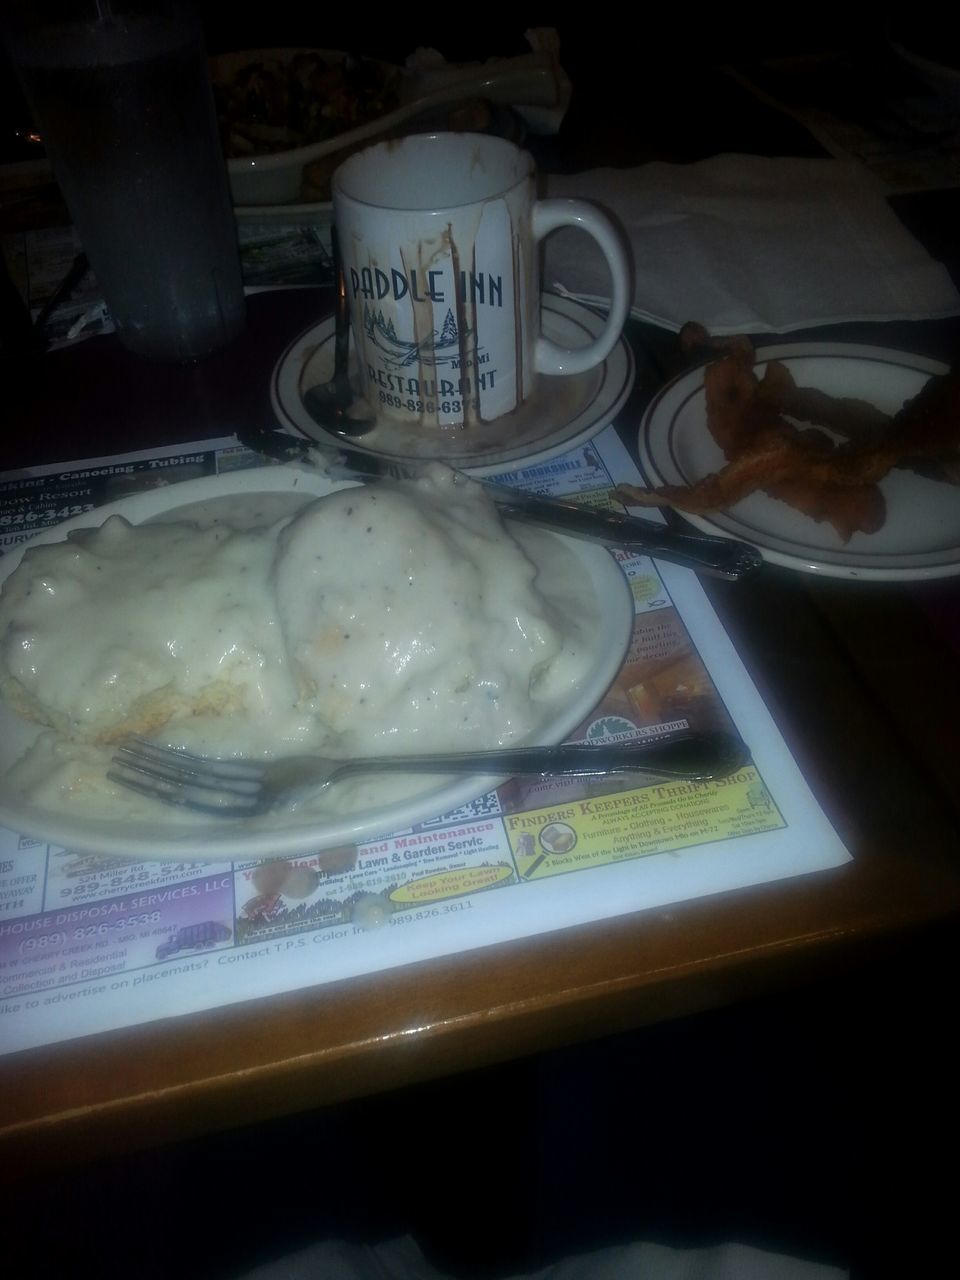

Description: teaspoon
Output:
[302,227,377,438]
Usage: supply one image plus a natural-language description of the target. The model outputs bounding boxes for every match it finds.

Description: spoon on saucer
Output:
[302,227,377,438]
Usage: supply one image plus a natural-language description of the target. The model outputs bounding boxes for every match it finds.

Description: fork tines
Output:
[108,739,263,818]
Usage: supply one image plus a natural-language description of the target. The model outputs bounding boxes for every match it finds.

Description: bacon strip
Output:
[619,348,960,542]
[757,359,960,485]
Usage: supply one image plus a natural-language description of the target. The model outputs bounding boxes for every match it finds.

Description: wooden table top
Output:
[2,286,958,1181]
[2,49,959,1180]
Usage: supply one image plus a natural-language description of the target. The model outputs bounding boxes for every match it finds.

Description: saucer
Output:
[269,293,635,475]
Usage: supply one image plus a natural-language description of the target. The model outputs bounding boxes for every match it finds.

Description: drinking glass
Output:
[3,1,245,361]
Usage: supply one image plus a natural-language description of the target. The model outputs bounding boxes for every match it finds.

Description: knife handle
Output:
[491,495,763,581]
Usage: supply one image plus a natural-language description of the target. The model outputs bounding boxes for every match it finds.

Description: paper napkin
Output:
[543,154,960,334]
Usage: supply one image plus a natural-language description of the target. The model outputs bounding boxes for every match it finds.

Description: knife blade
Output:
[235,424,764,581]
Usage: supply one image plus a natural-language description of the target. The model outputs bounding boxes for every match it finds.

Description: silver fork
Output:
[108,730,749,818]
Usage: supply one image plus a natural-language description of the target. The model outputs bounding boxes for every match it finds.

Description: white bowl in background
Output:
[211,47,561,206]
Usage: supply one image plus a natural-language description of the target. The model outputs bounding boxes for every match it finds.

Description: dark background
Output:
[1,8,941,164]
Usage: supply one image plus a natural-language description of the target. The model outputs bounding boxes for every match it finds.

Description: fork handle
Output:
[338,730,749,784]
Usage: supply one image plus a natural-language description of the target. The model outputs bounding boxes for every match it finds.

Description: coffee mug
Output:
[332,132,630,430]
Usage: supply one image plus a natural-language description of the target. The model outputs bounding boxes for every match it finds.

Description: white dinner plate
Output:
[0,466,633,861]
[270,293,635,477]
[637,342,959,581]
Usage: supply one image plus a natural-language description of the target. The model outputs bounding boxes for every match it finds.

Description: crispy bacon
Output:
[618,345,960,543]
[756,358,960,485]
[618,425,885,541]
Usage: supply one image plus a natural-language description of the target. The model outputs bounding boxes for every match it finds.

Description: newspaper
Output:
[1,217,336,349]
[0,428,851,1055]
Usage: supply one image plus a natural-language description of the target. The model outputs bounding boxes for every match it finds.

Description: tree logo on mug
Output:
[363,305,484,370]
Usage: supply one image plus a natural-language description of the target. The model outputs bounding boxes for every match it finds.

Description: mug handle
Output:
[531,199,631,375]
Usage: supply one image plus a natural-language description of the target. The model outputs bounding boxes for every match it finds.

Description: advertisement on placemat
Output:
[0,429,849,1055]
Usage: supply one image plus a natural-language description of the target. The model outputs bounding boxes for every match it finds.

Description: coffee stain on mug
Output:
[407,231,455,430]
[512,221,525,422]
[452,233,475,428]
[400,243,431,429]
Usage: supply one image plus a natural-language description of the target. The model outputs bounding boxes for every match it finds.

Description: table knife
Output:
[235,425,763,581]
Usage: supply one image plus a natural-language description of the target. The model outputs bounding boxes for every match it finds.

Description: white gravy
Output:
[0,468,598,822]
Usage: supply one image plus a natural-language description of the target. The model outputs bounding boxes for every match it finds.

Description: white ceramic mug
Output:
[332,132,631,430]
